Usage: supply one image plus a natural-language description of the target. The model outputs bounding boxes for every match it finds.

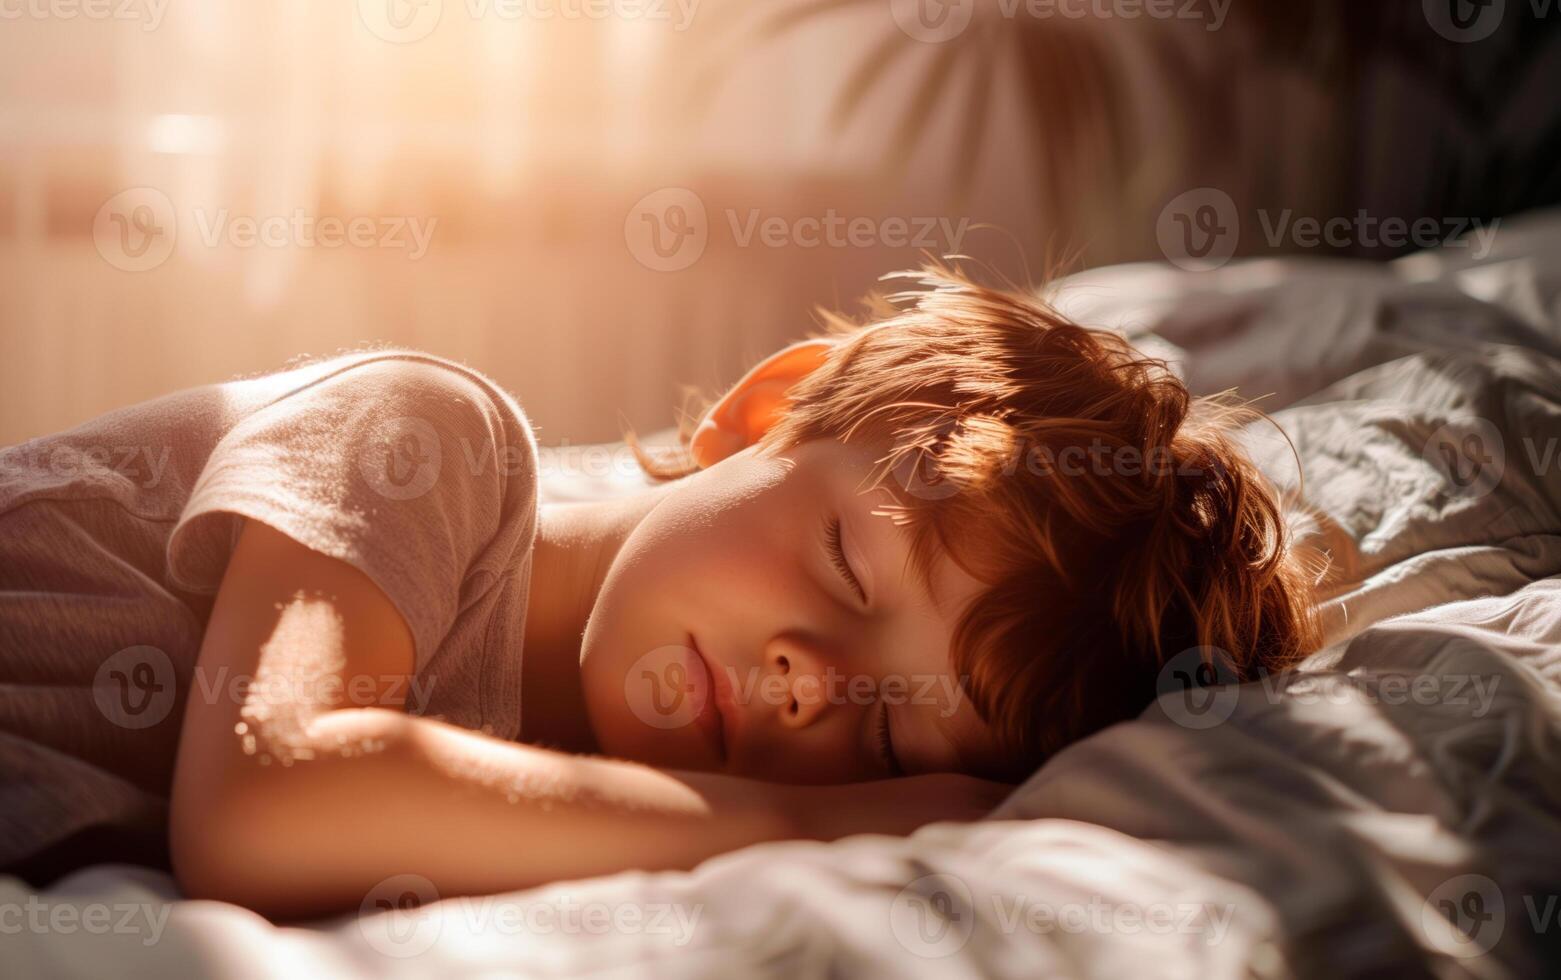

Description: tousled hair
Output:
[630,262,1321,779]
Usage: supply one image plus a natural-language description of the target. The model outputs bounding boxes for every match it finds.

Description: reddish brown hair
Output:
[634,262,1321,779]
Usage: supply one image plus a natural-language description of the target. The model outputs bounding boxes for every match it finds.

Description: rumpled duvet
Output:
[5,208,1561,979]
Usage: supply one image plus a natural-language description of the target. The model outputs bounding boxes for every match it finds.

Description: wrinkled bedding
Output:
[6,210,1561,979]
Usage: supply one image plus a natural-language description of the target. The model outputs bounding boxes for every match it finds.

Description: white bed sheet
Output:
[6,209,1561,980]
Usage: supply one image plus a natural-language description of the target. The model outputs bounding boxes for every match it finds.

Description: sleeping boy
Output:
[0,262,1318,915]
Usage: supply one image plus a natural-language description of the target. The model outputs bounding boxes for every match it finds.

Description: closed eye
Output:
[823,515,867,604]
[875,700,903,776]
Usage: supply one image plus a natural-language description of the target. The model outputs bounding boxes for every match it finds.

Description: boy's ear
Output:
[690,339,834,468]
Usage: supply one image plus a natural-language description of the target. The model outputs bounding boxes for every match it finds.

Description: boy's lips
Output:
[687,633,731,764]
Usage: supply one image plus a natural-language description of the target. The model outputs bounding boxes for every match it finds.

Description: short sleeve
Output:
[167,354,539,676]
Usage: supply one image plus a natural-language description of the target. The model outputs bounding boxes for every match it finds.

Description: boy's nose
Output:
[765,637,833,730]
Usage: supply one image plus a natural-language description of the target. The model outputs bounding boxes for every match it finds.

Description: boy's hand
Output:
[789,773,1016,841]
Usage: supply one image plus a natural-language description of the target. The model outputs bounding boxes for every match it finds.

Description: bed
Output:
[5,209,1561,979]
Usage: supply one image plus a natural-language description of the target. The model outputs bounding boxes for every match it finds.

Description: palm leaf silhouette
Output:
[682,1,1494,248]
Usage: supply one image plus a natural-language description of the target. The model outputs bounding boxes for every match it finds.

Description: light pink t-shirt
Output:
[0,349,539,879]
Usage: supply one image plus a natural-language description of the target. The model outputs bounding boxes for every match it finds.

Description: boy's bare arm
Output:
[169,519,1005,919]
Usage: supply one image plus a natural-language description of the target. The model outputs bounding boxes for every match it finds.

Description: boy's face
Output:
[579,435,1011,784]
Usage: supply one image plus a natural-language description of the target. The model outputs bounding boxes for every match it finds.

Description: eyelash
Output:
[876,702,902,776]
[822,516,896,772]
[824,516,867,604]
